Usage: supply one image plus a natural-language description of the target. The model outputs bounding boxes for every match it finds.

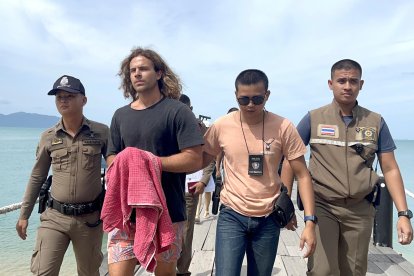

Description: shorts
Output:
[107,221,185,264]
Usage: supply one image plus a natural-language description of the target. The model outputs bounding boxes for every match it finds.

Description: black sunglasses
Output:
[237,95,265,106]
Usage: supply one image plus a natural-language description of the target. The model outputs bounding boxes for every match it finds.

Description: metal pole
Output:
[373,175,393,247]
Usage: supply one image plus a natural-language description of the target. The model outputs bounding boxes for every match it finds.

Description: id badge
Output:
[248,154,263,176]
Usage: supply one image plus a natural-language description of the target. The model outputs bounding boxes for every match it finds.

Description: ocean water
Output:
[1,127,414,275]
[0,127,106,276]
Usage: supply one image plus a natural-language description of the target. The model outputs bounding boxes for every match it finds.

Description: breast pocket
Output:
[82,146,101,170]
[50,148,70,172]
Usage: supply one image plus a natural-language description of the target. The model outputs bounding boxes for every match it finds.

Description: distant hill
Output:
[0,112,59,128]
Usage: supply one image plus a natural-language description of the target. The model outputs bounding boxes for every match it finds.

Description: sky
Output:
[0,0,413,139]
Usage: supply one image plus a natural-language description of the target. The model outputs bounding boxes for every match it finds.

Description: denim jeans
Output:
[215,205,281,276]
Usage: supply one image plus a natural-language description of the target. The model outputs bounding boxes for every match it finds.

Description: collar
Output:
[54,116,91,134]
[330,99,360,116]
[330,100,360,126]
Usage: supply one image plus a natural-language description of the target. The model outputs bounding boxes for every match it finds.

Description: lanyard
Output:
[240,110,265,155]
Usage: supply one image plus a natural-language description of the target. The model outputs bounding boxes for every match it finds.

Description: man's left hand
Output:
[397,216,413,245]
[300,222,317,258]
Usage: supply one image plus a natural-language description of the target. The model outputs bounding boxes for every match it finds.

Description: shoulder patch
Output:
[317,124,339,138]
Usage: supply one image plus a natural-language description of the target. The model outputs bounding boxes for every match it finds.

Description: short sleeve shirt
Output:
[203,111,306,217]
[107,97,204,222]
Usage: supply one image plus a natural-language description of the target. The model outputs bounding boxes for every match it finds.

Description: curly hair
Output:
[118,47,182,100]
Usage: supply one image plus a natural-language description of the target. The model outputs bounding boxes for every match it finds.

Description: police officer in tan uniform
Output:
[16,75,109,276]
[282,59,413,275]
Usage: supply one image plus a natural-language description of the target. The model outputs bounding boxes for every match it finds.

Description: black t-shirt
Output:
[107,97,204,222]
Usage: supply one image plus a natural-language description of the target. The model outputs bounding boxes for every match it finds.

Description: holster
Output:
[212,176,222,215]
[365,182,381,206]
[38,176,53,214]
[271,184,295,228]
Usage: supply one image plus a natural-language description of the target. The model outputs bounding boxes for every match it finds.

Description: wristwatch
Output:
[304,215,318,224]
[398,210,413,219]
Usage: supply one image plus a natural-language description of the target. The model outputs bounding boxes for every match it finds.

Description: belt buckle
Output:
[62,203,84,216]
[73,204,86,216]
[61,203,72,215]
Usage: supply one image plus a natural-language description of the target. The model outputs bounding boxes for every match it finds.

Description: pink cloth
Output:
[101,147,175,272]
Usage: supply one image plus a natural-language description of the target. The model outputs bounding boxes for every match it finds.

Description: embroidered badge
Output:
[83,139,101,145]
[57,76,70,88]
[51,138,63,145]
[317,124,339,138]
[355,127,377,141]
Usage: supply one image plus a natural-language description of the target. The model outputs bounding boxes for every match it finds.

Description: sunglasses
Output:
[237,95,265,106]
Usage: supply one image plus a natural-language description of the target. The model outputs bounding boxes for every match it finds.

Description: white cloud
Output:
[0,0,413,138]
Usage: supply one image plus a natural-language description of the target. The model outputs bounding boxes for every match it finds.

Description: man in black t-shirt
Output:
[106,47,203,276]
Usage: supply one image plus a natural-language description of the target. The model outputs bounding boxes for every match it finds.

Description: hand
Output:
[285,214,298,231]
[397,216,413,245]
[190,182,205,196]
[16,219,29,240]
[299,221,317,258]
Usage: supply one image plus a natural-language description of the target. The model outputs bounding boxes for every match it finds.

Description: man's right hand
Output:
[16,219,28,240]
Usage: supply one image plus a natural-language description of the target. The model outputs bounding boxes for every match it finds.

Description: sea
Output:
[1,126,414,275]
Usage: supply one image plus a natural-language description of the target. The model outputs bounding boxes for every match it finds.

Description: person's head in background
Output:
[179,94,207,134]
[179,94,193,110]
[227,107,238,114]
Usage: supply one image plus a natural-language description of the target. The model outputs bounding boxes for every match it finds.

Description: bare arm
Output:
[161,145,202,173]
[107,146,202,173]
[288,156,315,216]
[215,151,224,178]
[202,151,216,170]
[379,151,413,245]
[379,152,408,211]
[283,156,316,257]
[281,158,295,196]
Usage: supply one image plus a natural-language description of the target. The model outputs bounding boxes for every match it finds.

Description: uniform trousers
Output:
[31,208,103,276]
[307,197,375,276]
[177,192,199,275]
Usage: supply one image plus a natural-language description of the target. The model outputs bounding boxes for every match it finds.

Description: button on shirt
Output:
[19,118,109,220]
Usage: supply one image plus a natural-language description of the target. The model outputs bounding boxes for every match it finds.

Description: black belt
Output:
[47,196,101,216]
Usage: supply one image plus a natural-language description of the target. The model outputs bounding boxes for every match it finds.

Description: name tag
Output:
[83,139,101,145]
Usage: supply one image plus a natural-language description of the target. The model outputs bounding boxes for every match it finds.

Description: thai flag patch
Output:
[320,126,336,136]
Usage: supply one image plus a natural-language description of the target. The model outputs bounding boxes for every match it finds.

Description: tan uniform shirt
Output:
[19,117,109,220]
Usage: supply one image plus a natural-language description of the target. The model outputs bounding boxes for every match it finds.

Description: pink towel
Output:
[101,147,175,272]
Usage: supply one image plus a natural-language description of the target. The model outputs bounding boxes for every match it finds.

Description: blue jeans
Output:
[215,205,281,276]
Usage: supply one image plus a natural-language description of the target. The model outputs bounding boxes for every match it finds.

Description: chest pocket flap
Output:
[50,148,69,171]
[82,146,101,170]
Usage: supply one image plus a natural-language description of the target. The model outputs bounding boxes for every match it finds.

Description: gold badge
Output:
[51,138,63,145]
[355,127,377,141]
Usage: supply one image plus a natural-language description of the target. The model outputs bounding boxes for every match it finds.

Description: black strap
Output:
[48,196,101,216]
